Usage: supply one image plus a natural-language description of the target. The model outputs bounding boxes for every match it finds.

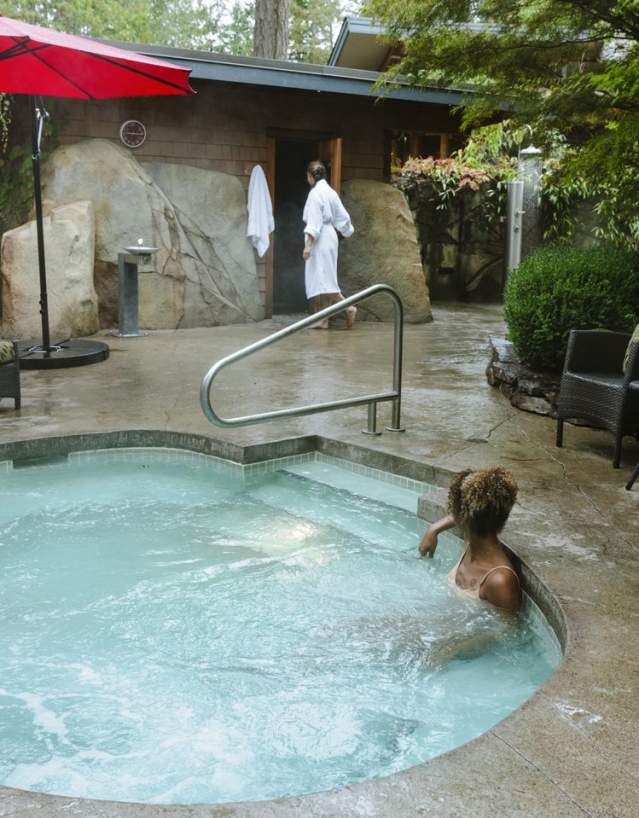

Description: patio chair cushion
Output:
[0,340,15,365]
[623,324,639,374]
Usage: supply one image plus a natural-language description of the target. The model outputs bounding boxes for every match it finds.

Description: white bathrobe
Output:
[303,179,354,299]
[247,165,274,257]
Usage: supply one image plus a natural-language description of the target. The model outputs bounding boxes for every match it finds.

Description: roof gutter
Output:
[98,37,473,106]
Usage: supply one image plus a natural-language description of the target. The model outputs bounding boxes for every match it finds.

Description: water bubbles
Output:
[0,454,559,804]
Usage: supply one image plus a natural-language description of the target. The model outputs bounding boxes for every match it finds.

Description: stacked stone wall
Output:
[395,177,506,303]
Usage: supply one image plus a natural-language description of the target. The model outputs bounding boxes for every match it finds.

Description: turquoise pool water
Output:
[0,450,560,805]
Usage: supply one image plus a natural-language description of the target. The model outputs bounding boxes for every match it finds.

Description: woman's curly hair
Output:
[307,159,327,183]
[447,467,518,536]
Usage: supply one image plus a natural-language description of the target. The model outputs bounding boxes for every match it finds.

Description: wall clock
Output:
[119,120,146,149]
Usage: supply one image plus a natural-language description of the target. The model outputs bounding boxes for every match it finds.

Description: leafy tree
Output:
[0,1,237,53]
[289,0,341,63]
[149,1,225,50]
[0,1,156,41]
[366,0,639,248]
[219,2,255,56]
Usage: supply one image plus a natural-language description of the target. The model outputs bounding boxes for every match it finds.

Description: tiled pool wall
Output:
[0,429,566,650]
[1,443,434,496]
[0,430,455,486]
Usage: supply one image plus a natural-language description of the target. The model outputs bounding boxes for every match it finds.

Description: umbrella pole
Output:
[31,96,51,355]
[17,99,108,370]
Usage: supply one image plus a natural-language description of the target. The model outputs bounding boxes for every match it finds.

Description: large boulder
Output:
[146,162,263,328]
[339,180,431,322]
[1,200,98,339]
[41,139,263,329]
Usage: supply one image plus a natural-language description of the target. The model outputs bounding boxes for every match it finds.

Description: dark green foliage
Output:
[0,1,254,55]
[289,0,342,63]
[504,245,639,372]
[367,0,639,250]
[0,97,58,245]
[0,143,32,241]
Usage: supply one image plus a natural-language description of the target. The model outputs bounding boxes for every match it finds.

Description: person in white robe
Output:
[302,160,356,329]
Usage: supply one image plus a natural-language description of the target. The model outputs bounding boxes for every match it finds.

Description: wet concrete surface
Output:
[1,303,638,817]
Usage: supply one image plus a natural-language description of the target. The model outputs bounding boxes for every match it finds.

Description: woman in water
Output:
[302,160,356,329]
[419,467,522,613]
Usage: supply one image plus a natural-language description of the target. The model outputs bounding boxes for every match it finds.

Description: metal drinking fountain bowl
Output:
[123,242,158,264]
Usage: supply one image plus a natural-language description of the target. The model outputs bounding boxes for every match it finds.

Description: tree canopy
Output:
[0,1,247,52]
[1,1,358,62]
[290,0,342,63]
[367,0,639,247]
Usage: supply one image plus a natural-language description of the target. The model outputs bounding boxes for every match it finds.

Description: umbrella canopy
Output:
[0,15,194,368]
[0,15,193,98]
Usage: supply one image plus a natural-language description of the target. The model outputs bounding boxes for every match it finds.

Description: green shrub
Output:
[504,244,639,372]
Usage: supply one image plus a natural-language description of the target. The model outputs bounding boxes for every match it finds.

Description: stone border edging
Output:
[486,337,560,416]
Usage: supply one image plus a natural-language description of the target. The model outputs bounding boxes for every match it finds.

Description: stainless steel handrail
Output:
[200,283,405,435]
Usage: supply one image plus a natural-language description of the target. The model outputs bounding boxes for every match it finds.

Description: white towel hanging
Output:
[247,165,274,257]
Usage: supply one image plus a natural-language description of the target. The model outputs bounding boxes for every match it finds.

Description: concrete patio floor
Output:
[0,303,637,818]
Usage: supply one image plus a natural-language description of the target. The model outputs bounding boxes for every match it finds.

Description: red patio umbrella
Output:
[0,15,194,368]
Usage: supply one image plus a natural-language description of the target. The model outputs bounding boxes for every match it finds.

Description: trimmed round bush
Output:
[504,244,639,372]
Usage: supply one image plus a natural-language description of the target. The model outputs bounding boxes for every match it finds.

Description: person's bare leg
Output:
[309,295,328,329]
[330,293,356,329]
[324,293,340,328]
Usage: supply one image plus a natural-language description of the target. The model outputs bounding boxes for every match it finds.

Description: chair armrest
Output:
[563,330,630,374]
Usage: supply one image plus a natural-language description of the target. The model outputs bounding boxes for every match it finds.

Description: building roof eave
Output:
[328,16,387,67]
[99,37,473,106]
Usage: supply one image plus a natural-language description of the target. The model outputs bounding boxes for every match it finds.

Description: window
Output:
[389,130,464,176]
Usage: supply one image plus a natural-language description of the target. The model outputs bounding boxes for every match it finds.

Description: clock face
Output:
[119,120,146,149]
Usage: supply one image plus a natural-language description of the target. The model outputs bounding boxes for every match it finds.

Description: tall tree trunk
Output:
[254,0,289,60]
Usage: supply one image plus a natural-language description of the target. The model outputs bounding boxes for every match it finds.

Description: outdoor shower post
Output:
[506,180,524,274]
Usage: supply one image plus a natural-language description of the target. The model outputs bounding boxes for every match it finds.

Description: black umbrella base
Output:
[17,339,110,370]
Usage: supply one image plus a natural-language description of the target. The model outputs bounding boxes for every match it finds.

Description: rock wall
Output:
[36,139,263,330]
[487,337,560,416]
[146,162,263,328]
[339,180,432,323]
[396,177,506,303]
[1,201,99,339]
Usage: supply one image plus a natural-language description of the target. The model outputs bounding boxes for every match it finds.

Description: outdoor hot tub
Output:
[0,441,561,806]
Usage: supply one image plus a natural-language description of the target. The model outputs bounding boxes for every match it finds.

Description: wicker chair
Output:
[556,330,639,468]
[0,340,21,410]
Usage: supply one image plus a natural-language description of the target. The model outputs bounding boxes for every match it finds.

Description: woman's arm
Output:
[418,514,455,558]
[303,233,315,260]
[303,189,323,257]
[333,198,354,237]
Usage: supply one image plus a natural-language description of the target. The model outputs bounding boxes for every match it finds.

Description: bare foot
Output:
[311,319,329,329]
[345,306,357,329]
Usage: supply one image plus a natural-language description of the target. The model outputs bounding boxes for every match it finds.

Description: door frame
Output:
[264,129,343,317]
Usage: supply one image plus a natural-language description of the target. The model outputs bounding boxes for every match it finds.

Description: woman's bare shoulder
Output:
[480,567,522,612]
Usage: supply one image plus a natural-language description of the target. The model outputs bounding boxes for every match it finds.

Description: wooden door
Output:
[319,137,343,192]
[265,136,276,202]
[263,136,276,318]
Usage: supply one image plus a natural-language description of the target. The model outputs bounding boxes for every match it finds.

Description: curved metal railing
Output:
[200,284,405,435]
